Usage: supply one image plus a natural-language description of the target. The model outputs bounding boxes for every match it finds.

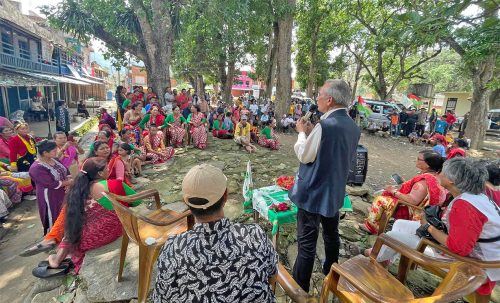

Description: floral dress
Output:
[165,114,186,147]
[258,126,280,150]
[188,112,207,149]
[144,133,175,164]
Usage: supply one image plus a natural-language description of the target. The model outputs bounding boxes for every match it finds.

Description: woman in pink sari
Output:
[187,105,207,149]
[143,124,175,164]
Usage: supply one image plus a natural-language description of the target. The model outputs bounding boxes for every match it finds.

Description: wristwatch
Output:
[422,223,431,232]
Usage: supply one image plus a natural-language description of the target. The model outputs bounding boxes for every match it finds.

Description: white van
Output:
[361,99,402,127]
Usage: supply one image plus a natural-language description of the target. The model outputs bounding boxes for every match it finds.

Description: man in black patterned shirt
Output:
[152,164,278,302]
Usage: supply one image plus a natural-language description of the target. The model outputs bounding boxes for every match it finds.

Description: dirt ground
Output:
[0,129,497,303]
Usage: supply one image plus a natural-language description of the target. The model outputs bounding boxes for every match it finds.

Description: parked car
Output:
[488,109,500,130]
[359,99,402,128]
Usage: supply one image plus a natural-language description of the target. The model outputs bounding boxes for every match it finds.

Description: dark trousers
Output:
[292,208,340,292]
[415,124,425,137]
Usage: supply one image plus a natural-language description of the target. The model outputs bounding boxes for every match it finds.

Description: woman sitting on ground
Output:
[88,141,112,162]
[163,106,187,147]
[447,138,467,159]
[9,123,37,172]
[20,159,140,258]
[372,157,500,302]
[123,103,144,144]
[99,108,116,130]
[187,105,208,149]
[361,150,446,234]
[484,161,499,206]
[430,134,447,157]
[258,120,280,150]
[139,105,165,131]
[32,158,125,275]
[89,130,113,156]
[212,113,233,139]
[108,143,134,186]
[143,124,174,164]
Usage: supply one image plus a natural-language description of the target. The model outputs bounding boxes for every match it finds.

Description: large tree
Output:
[336,0,443,100]
[274,0,296,117]
[411,0,499,149]
[42,0,180,95]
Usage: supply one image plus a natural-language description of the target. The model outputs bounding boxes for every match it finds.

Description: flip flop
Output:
[19,243,56,257]
[37,258,73,268]
[32,263,70,279]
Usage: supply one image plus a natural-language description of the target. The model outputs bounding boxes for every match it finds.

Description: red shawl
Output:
[383,173,443,206]
[108,155,132,187]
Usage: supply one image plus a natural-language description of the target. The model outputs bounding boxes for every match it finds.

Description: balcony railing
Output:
[0,51,59,74]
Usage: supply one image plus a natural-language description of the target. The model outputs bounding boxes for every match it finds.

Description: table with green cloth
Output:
[244,185,353,238]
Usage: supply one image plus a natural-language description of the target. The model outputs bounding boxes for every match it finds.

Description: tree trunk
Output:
[351,59,363,100]
[264,22,279,100]
[465,54,496,149]
[222,57,236,105]
[275,0,296,118]
[375,46,388,100]
[489,89,500,110]
[306,22,321,98]
[196,74,205,99]
[135,0,173,95]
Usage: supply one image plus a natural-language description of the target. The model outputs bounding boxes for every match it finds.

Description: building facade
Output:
[0,0,107,118]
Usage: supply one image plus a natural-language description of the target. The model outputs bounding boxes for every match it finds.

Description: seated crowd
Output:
[0,85,497,302]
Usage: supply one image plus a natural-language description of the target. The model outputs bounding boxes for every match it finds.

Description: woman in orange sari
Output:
[361,150,447,235]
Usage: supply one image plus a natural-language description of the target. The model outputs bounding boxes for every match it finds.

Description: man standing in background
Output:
[416,108,428,137]
[288,79,360,292]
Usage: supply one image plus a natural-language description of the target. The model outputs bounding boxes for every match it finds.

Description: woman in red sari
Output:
[143,124,175,164]
[9,123,37,172]
[139,105,165,131]
[108,143,133,186]
[187,105,207,149]
[145,87,157,104]
[361,150,447,234]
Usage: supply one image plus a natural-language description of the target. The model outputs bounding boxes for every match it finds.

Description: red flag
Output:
[357,95,365,105]
[407,94,421,101]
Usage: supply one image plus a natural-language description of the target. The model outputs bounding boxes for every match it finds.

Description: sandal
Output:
[32,262,71,279]
[19,243,56,257]
[37,258,73,268]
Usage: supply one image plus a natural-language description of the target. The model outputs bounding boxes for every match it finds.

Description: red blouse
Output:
[8,135,35,165]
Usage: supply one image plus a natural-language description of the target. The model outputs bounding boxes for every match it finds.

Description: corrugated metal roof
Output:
[0,69,56,87]
[19,71,90,85]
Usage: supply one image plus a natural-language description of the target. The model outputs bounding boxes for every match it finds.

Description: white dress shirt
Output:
[294,108,344,164]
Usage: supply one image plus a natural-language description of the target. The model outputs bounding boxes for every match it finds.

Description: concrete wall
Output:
[442,92,472,117]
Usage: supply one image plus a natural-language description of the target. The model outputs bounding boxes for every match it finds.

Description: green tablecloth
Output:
[245,185,352,235]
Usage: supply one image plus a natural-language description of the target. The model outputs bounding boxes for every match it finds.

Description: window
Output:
[445,98,457,111]
[1,29,13,55]
[18,39,30,59]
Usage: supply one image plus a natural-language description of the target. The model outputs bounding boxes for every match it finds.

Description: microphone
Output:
[302,104,318,122]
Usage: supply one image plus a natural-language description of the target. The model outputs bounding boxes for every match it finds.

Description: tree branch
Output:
[346,45,376,85]
[442,36,465,57]
[92,24,147,60]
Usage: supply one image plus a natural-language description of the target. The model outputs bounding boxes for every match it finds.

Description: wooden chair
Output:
[275,235,486,303]
[103,189,195,303]
[413,238,500,303]
[378,196,429,235]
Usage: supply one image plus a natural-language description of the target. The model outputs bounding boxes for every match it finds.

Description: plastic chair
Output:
[103,189,194,303]
[275,234,486,303]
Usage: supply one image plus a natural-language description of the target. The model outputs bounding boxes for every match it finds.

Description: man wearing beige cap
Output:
[152,164,278,302]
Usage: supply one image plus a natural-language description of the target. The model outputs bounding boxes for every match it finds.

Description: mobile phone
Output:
[392,173,404,185]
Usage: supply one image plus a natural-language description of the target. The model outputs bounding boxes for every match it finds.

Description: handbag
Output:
[416,205,447,243]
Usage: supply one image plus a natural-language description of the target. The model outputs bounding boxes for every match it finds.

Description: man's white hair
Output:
[324,79,352,107]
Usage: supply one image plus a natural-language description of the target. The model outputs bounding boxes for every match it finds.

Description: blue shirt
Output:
[435,120,447,134]
[433,144,446,157]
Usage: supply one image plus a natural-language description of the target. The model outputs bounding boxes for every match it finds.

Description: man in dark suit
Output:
[288,79,361,292]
